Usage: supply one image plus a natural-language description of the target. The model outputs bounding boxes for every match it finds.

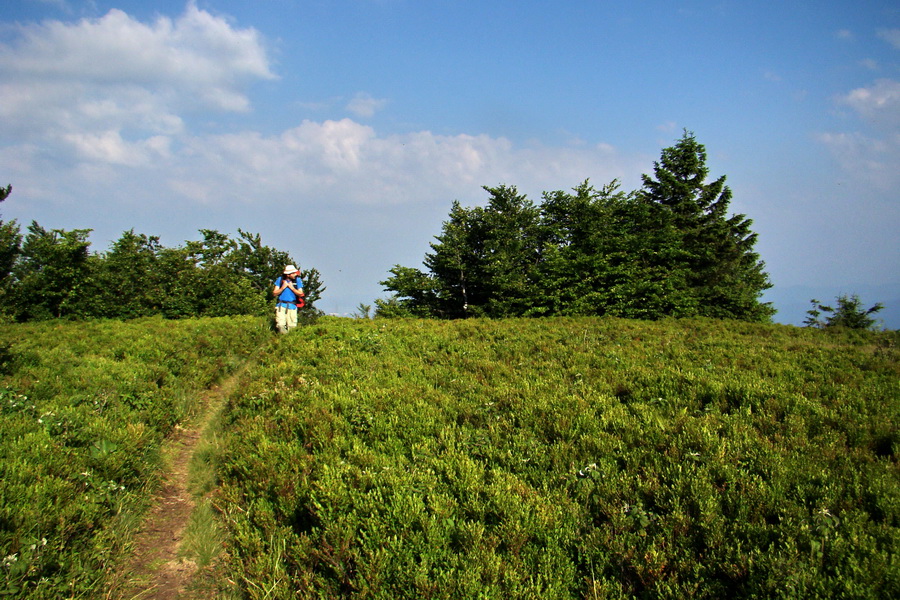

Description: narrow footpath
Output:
[111,370,245,600]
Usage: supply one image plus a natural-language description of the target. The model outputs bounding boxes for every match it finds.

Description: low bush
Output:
[217,317,899,599]
[0,316,269,597]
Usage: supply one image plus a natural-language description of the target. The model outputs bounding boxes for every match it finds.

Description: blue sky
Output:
[1,1,898,325]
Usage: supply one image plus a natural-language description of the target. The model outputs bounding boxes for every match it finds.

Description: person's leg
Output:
[275,306,289,334]
[286,307,299,331]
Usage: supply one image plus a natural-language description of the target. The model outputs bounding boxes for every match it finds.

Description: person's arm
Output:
[272,277,287,297]
[282,277,304,297]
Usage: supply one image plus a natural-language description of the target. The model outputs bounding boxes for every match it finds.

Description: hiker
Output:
[273,265,304,334]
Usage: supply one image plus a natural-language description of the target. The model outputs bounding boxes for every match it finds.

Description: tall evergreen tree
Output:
[537,180,628,316]
[536,180,697,318]
[382,185,542,318]
[639,131,774,321]
[380,133,772,322]
[382,200,491,318]
[804,294,884,330]
[473,185,541,316]
[422,201,485,317]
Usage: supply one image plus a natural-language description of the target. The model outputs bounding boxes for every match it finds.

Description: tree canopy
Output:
[379,131,775,322]
[0,187,323,322]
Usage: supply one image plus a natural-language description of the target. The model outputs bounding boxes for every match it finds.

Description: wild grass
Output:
[1,314,896,598]
[216,316,899,599]
[181,392,233,574]
[0,316,270,598]
[180,501,226,569]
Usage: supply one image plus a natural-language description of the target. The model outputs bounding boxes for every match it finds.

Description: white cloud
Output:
[63,130,171,167]
[821,76,900,191]
[859,58,879,71]
[0,3,275,147]
[165,119,641,209]
[835,29,854,41]
[839,79,900,128]
[817,131,900,191]
[346,93,389,118]
[0,0,643,219]
[656,121,678,133]
[819,55,900,192]
[878,28,900,49]
[1,6,274,92]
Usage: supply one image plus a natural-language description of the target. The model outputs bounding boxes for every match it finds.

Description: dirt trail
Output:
[111,372,243,600]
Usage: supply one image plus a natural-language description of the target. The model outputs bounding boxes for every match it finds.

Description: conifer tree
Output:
[381,133,773,322]
[804,295,884,330]
[639,131,774,321]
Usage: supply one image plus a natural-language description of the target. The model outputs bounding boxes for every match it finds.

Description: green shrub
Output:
[0,316,269,597]
[217,317,899,599]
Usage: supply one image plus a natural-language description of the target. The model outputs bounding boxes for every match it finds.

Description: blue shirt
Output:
[274,275,304,309]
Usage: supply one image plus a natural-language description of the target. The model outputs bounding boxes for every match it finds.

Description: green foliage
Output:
[471,185,542,317]
[0,315,896,597]
[379,267,440,317]
[9,222,92,320]
[535,180,697,319]
[805,294,885,330]
[381,132,774,322]
[78,230,164,319]
[0,226,21,318]
[354,303,373,319]
[215,316,900,599]
[373,294,422,318]
[383,187,544,319]
[0,186,20,321]
[0,223,324,322]
[297,266,326,322]
[0,316,270,597]
[639,131,773,321]
[421,187,542,317]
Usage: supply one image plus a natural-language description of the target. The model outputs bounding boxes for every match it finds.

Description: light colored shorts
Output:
[275,305,298,334]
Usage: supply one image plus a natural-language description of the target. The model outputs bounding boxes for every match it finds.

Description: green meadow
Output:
[0,316,270,597]
[1,316,898,598]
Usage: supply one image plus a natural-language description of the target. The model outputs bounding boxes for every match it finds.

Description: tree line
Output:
[378,131,776,321]
[0,185,323,322]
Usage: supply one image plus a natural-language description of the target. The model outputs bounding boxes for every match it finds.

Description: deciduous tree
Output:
[11,222,92,320]
[0,186,21,301]
[1,219,324,322]
[82,230,164,318]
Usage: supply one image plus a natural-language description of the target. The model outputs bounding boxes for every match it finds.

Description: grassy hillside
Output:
[0,316,897,598]
[0,316,270,598]
[215,316,899,599]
